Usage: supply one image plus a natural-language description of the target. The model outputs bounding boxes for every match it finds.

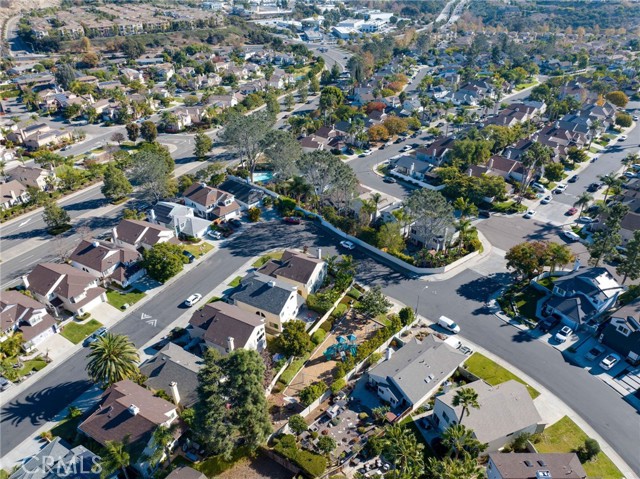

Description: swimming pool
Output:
[253,172,273,183]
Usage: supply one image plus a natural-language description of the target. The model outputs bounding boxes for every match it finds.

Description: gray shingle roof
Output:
[488,453,586,479]
[230,272,297,316]
[189,302,264,351]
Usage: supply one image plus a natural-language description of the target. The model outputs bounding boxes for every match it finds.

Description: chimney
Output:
[226,336,235,353]
[488,157,494,170]
[317,248,322,260]
[22,275,29,289]
[92,241,100,248]
[385,347,393,360]
[268,280,276,288]
[112,226,118,240]
[149,208,156,222]
[169,381,180,405]
[128,404,140,416]
[10,189,16,201]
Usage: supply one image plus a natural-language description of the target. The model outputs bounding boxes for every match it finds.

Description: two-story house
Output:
[23,263,107,317]
[69,239,144,288]
[7,165,56,191]
[188,302,266,355]
[78,380,180,476]
[183,182,241,221]
[0,291,59,351]
[112,219,176,251]
[542,267,624,330]
[599,299,640,366]
[257,249,326,298]
[217,178,264,210]
[229,271,303,334]
[148,201,211,239]
[0,180,29,210]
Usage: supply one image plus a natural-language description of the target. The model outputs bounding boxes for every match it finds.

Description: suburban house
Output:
[393,155,433,182]
[9,437,101,479]
[140,343,202,408]
[112,219,176,250]
[541,267,624,330]
[78,380,180,474]
[0,180,29,210]
[599,300,640,366]
[149,201,211,239]
[7,165,56,190]
[415,136,456,166]
[217,178,265,210]
[0,291,59,351]
[24,129,72,150]
[183,182,241,221]
[433,380,544,452]
[188,302,266,354]
[229,271,303,333]
[69,239,144,288]
[486,453,586,479]
[23,263,107,317]
[257,249,326,298]
[368,336,466,411]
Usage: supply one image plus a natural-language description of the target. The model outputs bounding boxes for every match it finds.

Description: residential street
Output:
[1,219,639,476]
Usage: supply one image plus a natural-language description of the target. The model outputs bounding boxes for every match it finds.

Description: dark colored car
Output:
[383,176,397,183]
[394,138,403,144]
[283,216,301,224]
[229,218,243,228]
[538,316,560,333]
[182,251,196,263]
[587,182,601,192]
[568,175,579,183]
[478,210,491,218]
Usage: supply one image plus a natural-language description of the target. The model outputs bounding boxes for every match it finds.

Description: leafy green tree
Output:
[125,123,139,142]
[441,424,487,459]
[263,130,302,180]
[288,414,308,436]
[317,436,336,457]
[101,439,131,479]
[101,164,133,202]
[545,162,565,182]
[142,243,185,283]
[196,349,272,459]
[0,333,23,359]
[404,189,455,248]
[505,241,549,279]
[319,86,344,114]
[398,307,414,327]
[356,286,391,319]
[129,143,176,201]
[298,84,308,103]
[194,132,213,160]
[42,200,70,233]
[140,121,158,143]
[121,37,145,60]
[55,63,76,90]
[285,93,295,111]
[615,112,632,128]
[310,76,320,94]
[377,223,405,252]
[299,381,327,406]
[247,207,261,222]
[578,438,601,462]
[546,242,575,272]
[266,94,280,116]
[605,91,629,108]
[617,230,640,284]
[277,320,313,357]
[86,333,140,387]
[588,230,621,267]
[452,387,479,425]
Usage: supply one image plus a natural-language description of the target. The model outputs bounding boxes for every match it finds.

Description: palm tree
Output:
[360,199,376,225]
[453,197,477,219]
[0,160,6,179]
[426,455,484,479]
[392,208,414,239]
[145,424,177,469]
[102,438,131,479]
[370,192,382,221]
[441,424,487,460]
[452,387,480,425]
[599,172,622,203]
[573,192,593,216]
[86,333,140,387]
[456,219,476,251]
[384,424,425,478]
[519,143,553,201]
[622,152,639,172]
[288,176,311,202]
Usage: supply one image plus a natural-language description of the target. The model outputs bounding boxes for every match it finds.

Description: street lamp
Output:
[414,285,428,316]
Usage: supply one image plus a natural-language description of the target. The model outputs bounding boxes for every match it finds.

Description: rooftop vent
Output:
[128,404,140,416]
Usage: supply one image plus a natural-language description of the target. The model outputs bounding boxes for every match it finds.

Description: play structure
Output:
[323,334,358,361]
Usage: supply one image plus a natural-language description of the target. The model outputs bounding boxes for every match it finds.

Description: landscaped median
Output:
[463,352,540,399]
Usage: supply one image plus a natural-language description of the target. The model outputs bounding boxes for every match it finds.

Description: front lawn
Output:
[106,289,146,310]
[196,446,251,477]
[17,357,48,376]
[183,242,213,258]
[228,276,244,288]
[535,416,623,479]
[536,277,556,290]
[60,319,103,344]
[513,287,546,322]
[50,416,83,446]
[464,353,540,399]
[252,250,284,268]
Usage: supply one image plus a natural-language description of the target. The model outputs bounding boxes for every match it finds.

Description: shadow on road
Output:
[456,272,512,302]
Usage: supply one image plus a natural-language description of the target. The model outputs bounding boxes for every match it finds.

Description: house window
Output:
[617,326,629,335]
[442,411,450,424]
[270,322,279,330]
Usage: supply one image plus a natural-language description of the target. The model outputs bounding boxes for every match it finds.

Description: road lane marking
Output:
[141,313,152,320]
[146,319,157,327]
[18,255,34,263]
[18,218,32,227]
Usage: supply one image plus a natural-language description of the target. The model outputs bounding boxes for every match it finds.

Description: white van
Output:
[562,230,581,242]
[438,315,460,334]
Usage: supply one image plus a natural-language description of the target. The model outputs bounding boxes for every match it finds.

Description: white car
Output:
[562,230,581,242]
[184,294,202,307]
[361,149,372,156]
[555,326,573,343]
[599,353,621,370]
[400,145,412,152]
[340,240,355,250]
[541,195,552,204]
[524,210,536,219]
[578,216,597,224]
[207,230,222,240]
[633,115,639,121]
[531,182,546,193]
[619,135,627,141]
[554,183,567,194]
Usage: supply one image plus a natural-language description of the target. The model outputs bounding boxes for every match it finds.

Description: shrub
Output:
[358,412,369,421]
[299,381,327,406]
[247,207,261,222]
[387,249,415,265]
[578,438,601,462]
[331,303,348,319]
[319,319,334,333]
[331,378,346,394]
[311,329,326,345]
[398,307,414,326]
[276,196,297,214]
[333,362,347,380]
[274,436,327,477]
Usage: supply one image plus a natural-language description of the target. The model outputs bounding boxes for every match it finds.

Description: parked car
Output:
[624,171,637,179]
[599,353,621,370]
[585,345,605,361]
[578,216,598,224]
[184,293,202,307]
[400,145,412,152]
[562,230,581,242]
[383,176,397,183]
[207,230,222,239]
[340,240,355,250]
[84,327,108,346]
[541,195,552,204]
[566,207,578,216]
[554,183,567,194]
[523,210,536,219]
[619,135,628,141]
[478,210,491,218]
[283,216,301,225]
[229,218,243,228]
[531,182,546,193]
[587,183,601,192]
[361,149,372,156]
[61,145,72,151]
[437,315,460,334]
[568,175,579,183]
[182,251,196,263]
[538,316,560,333]
[633,115,639,121]
[555,326,573,343]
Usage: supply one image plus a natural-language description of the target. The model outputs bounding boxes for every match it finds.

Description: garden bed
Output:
[464,353,540,399]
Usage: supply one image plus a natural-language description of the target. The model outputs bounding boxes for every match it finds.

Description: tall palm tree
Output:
[288,176,310,202]
[102,438,131,479]
[621,152,639,172]
[360,199,376,225]
[452,387,480,425]
[456,219,476,251]
[146,424,177,468]
[86,333,140,387]
[392,208,414,239]
[441,424,487,459]
[519,143,553,201]
[384,425,425,478]
[426,455,484,479]
[573,192,593,216]
[599,172,622,203]
[453,197,477,219]
[370,192,382,221]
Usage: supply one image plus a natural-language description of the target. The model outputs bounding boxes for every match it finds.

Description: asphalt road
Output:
[2,219,639,476]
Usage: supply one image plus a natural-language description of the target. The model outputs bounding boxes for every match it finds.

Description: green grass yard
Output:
[60,319,103,344]
[195,446,251,477]
[252,250,284,268]
[17,357,48,376]
[183,242,213,258]
[464,353,540,399]
[278,353,311,386]
[228,276,244,288]
[106,289,146,310]
[514,287,546,322]
[535,416,623,479]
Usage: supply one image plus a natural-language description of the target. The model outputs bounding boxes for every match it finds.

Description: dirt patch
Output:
[216,454,294,479]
